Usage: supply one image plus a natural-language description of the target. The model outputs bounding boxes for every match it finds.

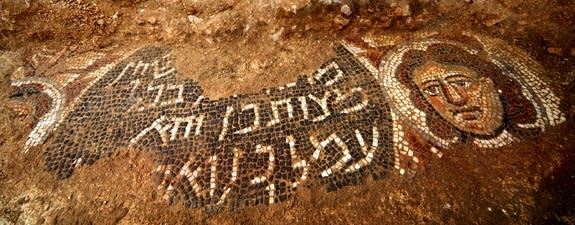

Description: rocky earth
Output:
[1,0,574,224]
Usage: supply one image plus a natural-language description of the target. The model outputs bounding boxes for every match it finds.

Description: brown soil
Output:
[1,0,575,224]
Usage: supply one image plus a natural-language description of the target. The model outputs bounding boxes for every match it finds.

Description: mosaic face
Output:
[411,61,503,135]
[9,31,566,210]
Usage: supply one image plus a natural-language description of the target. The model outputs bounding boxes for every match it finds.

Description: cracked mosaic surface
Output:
[9,32,565,210]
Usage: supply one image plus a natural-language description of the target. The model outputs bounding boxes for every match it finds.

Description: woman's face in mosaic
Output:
[412,61,504,135]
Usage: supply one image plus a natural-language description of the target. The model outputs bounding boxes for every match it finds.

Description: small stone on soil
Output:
[547,47,563,56]
[188,15,203,24]
[341,4,352,16]
[270,27,284,41]
[147,17,158,25]
[334,15,350,29]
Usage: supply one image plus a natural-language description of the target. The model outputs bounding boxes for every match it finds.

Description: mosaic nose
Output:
[442,81,467,106]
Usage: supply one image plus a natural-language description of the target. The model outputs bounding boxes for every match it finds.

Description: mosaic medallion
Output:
[343,32,565,174]
[9,31,565,210]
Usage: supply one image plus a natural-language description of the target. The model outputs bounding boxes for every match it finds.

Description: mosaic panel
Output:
[9,32,565,210]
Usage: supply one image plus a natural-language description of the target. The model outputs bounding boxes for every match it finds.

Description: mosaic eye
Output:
[445,73,473,89]
[423,85,441,96]
[450,80,472,88]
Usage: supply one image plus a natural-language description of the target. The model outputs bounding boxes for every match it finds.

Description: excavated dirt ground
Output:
[1,0,575,224]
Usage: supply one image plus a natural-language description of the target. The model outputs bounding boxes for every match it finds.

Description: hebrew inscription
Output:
[10,32,565,210]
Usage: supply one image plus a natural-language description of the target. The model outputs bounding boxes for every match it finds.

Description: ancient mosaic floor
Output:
[8,31,565,211]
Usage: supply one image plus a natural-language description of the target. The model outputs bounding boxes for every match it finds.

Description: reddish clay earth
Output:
[1,0,574,224]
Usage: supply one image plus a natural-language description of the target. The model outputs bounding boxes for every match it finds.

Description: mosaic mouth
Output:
[9,31,565,210]
[453,106,481,119]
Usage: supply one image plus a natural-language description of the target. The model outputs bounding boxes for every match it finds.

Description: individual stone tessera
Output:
[8,31,565,211]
